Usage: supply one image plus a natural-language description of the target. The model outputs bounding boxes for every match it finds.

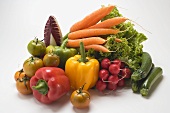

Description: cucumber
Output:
[131,52,152,81]
[140,67,163,96]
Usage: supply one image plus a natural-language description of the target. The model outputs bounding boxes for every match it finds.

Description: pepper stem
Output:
[32,79,48,95]
[79,42,88,63]
[60,38,68,49]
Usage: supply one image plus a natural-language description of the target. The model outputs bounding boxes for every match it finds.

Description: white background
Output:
[0,0,170,113]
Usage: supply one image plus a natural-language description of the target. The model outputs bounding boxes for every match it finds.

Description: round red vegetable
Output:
[108,75,119,85]
[107,83,117,90]
[112,59,121,66]
[101,58,111,69]
[121,67,132,78]
[99,69,109,81]
[117,79,125,87]
[96,80,107,92]
[109,64,120,75]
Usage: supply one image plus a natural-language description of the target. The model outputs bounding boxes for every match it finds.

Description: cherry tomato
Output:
[23,56,44,77]
[27,38,46,57]
[70,84,90,109]
[43,53,60,67]
[14,69,24,81]
[15,71,32,95]
[45,45,59,54]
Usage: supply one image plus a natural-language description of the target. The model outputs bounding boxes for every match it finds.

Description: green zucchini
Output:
[131,79,145,93]
[131,52,152,81]
[140,67,163,96]
[131,63,155,93]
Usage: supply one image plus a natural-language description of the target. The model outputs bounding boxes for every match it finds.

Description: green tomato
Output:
[45,45,59,54]
[43,53,60,67]
[23,56,44,77]
[27,38,46,57]
[46,45,55,54]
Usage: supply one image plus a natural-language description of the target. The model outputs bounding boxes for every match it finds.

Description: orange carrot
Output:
[66,37,106,48]
[88,17,128,29]
[84,44,110,52]
[115,38,122,42]
[68,28,119,39]
[70,5,115,32]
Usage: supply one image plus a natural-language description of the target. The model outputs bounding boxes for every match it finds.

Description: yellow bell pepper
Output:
[65,42,99,90]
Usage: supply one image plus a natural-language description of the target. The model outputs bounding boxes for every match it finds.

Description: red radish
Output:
[112,59,121,66]
[107,75,119,84]
[121,67,131,78]
[107,83,117,90]
[118,79,125,87]
[96,80,107,92]
[99,69,109,81]
[109,64,120,75]
[101,58,111,69]
[120,62,126,69]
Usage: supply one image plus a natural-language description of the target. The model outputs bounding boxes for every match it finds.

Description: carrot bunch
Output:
[67,5,128,52]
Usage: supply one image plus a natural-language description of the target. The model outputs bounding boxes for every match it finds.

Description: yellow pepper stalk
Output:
[65,42,99,90]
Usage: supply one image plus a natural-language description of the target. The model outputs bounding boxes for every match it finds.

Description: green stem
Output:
[79,42,87,63]
[32,79,48,95]
[30,56,34,62]
[77,83,86,94]
[34,37,39,45]
[62,33,69,43]
[60,38,68,49]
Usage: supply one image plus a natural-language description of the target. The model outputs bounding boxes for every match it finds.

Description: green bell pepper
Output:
[53,39,77,69]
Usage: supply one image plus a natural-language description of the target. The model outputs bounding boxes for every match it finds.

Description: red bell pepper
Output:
[30,67,70,104]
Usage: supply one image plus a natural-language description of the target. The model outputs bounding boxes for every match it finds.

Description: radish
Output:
[107,75,119,84]
[99,69,109,81]
[120,62,126,69]
[109,64,120,75]
[107,83,117,90]
[101,58,111,69]
[112,59,121,66]
[96,80,107,92]
[121,67,131,78]
[118,79,125,87]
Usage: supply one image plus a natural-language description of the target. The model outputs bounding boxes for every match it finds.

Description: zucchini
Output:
[140,67,163,96]
[131,63,155,93]
[131,79,145,93]
[131,52,152,81]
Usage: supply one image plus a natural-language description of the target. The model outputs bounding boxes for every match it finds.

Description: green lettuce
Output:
[86,7,147,70]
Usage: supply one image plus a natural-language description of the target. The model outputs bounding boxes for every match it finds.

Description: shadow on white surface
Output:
[17,93,33,100]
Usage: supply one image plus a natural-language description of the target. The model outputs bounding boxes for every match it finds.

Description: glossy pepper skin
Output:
[53,39,77,69]
[30,67,70,104]
[65,42,99,90]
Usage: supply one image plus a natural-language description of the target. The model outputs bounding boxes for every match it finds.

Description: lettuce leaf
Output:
[86,7,147,70]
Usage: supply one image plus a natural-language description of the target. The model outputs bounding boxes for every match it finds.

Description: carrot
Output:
[115,38,122,42]
[66,37,106,48]
[88,17,128,29]
[70,5,115,32]
[68,28,119,39]
[84,44,110,52]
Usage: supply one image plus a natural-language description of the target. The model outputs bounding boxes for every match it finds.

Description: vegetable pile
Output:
[14,4,163,109]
